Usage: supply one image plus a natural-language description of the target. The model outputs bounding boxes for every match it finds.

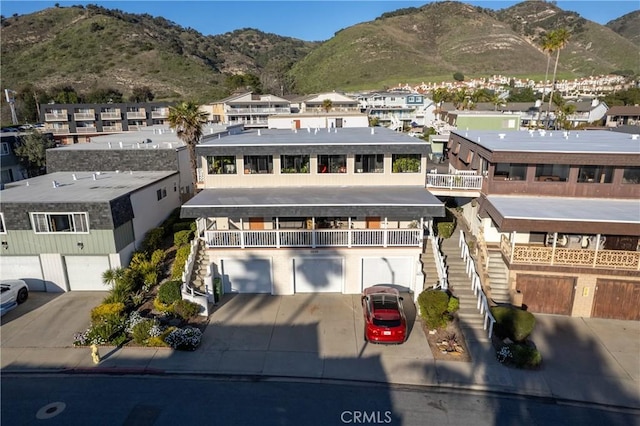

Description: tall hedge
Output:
[490,306,536,342]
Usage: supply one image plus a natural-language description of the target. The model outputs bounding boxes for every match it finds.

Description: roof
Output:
[47,124,237,151]
[606,106,640,116]
[197,127,427,148]
[452,129,640,154]
[486,195,640,225]
[180,186,444,218]
[0,170,178,203]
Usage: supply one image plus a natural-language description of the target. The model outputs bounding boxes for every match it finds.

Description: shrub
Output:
[141,227,165,253]
[153,297,174,314]
[497,343,542,369]
[173,299,201,320]
[90,302,125,323]
[157,280,182,305]
[418,289,450,329]
[491,306,536,342]
[447,295,460,313]
[435,209,457,239]
[171,244,191,279]
[172,221,193,233]
[165,326,202,350]
[131,318,160,345]
[174,229,194,247]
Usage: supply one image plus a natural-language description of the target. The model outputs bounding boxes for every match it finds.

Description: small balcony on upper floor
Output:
[151,107,170,119]
[44,110,69,121]
[226,106,291,115]
[100,109,122,120]
[73,110,96,121]
[126,108,147,119]
[426,170,483,197]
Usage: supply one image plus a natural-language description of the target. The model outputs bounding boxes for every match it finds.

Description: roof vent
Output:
[108,142,112,149]
[371,128,375,135]
[137,143,141,149]
[92,173,97,180]
[72,174,77,180]
[498,133,505,139]
[26,181,29,187]
[119,141,123,148]
[257,129,261,136]
[632,134,639,140]
[52,180,59,188]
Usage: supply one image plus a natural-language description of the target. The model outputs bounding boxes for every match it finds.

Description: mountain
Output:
[0,1,637,107]
[0,4,316,102]
[606,10,640,46]
[289,1,639,93]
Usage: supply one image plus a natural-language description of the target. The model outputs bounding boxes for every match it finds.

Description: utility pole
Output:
[5,89,19,125]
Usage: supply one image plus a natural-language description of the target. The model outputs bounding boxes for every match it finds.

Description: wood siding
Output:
[592,279,640,320]
[1,230,117,255]
[516,274,575,315]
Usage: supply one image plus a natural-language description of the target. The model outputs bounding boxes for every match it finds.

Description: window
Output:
[280,155,309,173]
[535,164,569,182]
[0,213,5,234]
[392,154,421,173]
[1,143,9,156]
[493,163,527,181]
[317,155,347,173]
[31,213,89,233]
[243,155,273,174]
[622,167,640,184]
[355,154,384,173]
[207,156,236,174]
[157,188,167,200]
[578,165,613,183]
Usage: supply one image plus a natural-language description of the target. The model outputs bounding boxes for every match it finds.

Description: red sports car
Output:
[361,286,407,344]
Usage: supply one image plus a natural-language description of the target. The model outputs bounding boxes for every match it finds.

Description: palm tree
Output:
[431,88,448,121]
[545,28,571,128]
[322,99,333,113]
[168,101,209,194]
[489,93,506,111]
[540,32,555,102]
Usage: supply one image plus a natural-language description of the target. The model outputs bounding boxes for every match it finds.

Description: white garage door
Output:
[0,256,45,291]
[221,258,272,293]
[361,257,414,292]
[65,256,110,291]
[294,257,343,293]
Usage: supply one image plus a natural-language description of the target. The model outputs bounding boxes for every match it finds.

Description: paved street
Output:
[1,291,639,410]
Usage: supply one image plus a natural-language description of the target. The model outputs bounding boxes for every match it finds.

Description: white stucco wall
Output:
[268,115,369,129]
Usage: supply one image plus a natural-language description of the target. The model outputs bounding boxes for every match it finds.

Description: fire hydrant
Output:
[90,344,100,364]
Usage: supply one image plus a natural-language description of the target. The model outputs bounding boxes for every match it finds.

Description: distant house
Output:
[292,93,360,114]
[201,92,291,128]
[268,112,369,129]
[359,92,435,130]
[605,105,640,128]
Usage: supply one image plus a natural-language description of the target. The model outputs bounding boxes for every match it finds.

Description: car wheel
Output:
[17,288,28,304]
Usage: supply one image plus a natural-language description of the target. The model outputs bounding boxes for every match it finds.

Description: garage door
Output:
[294,257,343,293]
[221,258,272,293]
[361,257,414,292]
[65,256,110,291]
[0,256,45,291]
[592,279,640,320]
[516,274,575,315]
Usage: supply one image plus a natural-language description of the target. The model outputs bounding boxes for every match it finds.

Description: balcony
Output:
[426,172,483,196]
[204,228,422,249]
[227,107,291,114]
[50,126,70,134]
[151,109,169,119]
[126,110,147,119]
[102,125,123,132]
[44,112,68,121]
[100,111,122,120]
[500,235,640,271]
[76,126,97,133]
[74,111,95,120]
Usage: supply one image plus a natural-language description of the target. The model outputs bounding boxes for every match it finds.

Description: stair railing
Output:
[181,238,210,316]
[459,230,495,339]
[426,222,448,291]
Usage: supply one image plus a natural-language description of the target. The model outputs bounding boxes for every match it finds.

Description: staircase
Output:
[486,251,511,304]
[188,239,210,293]
[439,231,490,343]
[420,238,440,292]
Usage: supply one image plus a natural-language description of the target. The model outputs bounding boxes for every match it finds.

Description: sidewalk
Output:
[1,292,639,410]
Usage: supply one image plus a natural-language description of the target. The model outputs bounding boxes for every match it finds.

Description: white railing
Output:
[430,234,448,290]
[204,228,423,248]
[459,230,495,339]
[426,173,483,190]
[227,107,291,114]
[181,238,210,317]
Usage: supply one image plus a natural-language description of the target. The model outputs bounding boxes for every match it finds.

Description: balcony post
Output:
[593,233,600,268]
[311,217,316,248]
[348,218,352,248]
[383,217,388,248]
[551,232,557,265]
[276,218,280,249]
[420,217,424,242]
[510,231,516,260]
[240,218,245,249]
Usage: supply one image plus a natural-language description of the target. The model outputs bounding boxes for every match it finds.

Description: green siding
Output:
[1,230,117,255]
[457,116,520,131]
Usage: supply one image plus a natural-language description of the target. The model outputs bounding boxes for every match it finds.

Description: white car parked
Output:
[0,279,29,316]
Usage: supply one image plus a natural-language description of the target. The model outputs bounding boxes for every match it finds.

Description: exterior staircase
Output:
[486,250,511,304]
[439,230,491,343]
[188,239,210,293]
[420,238,440,292]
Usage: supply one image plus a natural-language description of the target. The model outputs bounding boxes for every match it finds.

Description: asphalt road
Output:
[2,374,638,426]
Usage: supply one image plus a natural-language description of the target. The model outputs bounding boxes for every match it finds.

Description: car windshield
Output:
[370,294,399,310]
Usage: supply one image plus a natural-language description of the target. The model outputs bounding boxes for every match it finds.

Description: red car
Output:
[361,286,407,344]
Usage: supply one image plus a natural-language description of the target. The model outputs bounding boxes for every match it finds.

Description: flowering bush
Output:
[132,318,161,345]
[497,345,513,364]
[125,311,145,334]
[165,326,202,351]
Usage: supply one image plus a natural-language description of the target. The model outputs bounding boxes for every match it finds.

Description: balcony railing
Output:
[44,112,68,121]
[227,107,291,114]
[100,112,122,120]
[204,228,423,249]
[151,110,169,119]
[126,111,147,119]
[426,173,483,190]
[50,127,70,134]
[500,235,640,270]
[73,112,95,120]
[75,127,97,133]
[102,125,123,132]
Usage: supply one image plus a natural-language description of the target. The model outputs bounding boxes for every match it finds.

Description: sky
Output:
[1,1,638,41]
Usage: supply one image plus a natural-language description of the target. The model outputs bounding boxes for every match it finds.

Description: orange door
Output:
[249,217,264,230]
[294,120,301,129]
[366,217,381,229]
